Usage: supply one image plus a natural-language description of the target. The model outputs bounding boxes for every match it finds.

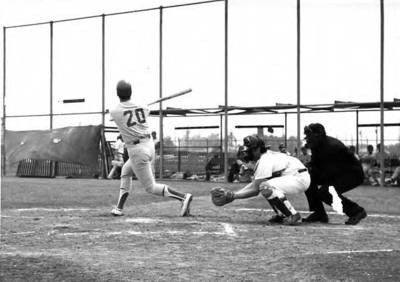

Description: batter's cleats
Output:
[111,207,124,216]
[268,214,285,224]
[302,211,329,223]
[345,209,367,225]
[180,193,193,217]
[283,213,301,225]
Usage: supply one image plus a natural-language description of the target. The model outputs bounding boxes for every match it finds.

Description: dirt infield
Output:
[1,177,400,281]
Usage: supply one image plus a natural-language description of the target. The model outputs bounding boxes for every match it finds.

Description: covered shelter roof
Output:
[149,100,400,117]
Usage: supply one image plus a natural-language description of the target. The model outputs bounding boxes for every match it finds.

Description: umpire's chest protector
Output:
[311,137,363,181]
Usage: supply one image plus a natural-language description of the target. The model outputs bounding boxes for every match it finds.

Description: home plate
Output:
[125,218,159,223]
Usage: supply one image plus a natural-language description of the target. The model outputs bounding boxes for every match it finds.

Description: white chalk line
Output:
[0,249,77,257]
[124,218,224,225]
[58,221,238,237]
[16,208,97,212]
[1,217,239,238]
[306,249,397,255]
[125,218,159,224]
[2,217,238,238]
[51,219,238,238]
[235,208,400,219]
[1,231,36,236]
[1,215,44,219]
[0,251,64,257]
[304,226,365,230]
[54,229,233,237]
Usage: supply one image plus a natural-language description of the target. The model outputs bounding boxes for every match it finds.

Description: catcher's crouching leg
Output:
[259,182,301,224]
[210,187,235,206]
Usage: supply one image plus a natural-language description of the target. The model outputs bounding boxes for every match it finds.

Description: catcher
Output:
[211,135,310,225]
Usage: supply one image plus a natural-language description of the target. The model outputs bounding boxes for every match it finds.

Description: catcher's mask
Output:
[238,135,267,162]
[304,123,326,148]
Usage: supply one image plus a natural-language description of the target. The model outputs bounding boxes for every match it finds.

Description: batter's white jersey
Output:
[254,151,306,180]
[110,101,151,144]
[111,100,157,194]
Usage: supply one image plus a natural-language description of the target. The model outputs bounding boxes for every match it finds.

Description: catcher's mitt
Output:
[210,187,235,206]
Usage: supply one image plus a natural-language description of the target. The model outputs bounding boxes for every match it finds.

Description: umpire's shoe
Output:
[302,211,329,223]
[180,193,193,217]
[345,209,367,225]
[283,213,301,225]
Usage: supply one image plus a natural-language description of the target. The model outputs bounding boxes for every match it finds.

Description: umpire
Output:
[302,123,367,225]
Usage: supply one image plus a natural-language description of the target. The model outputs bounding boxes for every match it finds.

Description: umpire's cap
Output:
[304,123,326,137]
[116,80,132,100]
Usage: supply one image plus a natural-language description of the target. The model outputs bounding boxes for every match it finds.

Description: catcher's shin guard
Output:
[268,197,296,217]
[267,199,284,217]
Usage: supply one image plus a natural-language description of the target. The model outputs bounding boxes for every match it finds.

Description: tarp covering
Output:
[5,125,102,174]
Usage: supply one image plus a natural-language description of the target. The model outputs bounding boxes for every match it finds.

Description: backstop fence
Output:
[2,0,399,183]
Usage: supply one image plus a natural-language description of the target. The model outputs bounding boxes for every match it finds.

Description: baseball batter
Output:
[110,80,193,216]
[211,135,310,225]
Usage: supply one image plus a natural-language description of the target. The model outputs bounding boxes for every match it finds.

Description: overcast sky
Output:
[0,0,399,147]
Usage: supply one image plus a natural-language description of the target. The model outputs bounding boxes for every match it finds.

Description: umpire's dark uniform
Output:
[303,123,367,225]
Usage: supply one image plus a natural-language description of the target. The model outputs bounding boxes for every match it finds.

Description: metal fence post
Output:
[2,27,6,176]
[355,110,359,154]
[50,22,53,129]
[296,0,301,153]
[206,138,209,163]
[101,14,106,127]
[223,0,229,182]
[284,112,288,149]
[178,139,181,172]
[379,0,385,187]
[158,6,165,179]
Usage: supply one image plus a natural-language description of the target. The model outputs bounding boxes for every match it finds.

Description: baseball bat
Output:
[147,88,192,106]
[107,166,118,179]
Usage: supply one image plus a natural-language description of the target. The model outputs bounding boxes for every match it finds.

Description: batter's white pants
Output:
[120,139,164,195]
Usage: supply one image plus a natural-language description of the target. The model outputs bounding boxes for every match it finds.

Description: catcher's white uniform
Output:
[211,134,309,224]
[254,151,310,224]
[255,151,310,196]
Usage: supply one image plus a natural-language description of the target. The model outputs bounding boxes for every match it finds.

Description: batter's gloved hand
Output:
[210,187,235,206]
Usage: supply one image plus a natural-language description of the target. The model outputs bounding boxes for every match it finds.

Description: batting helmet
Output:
[116,80,132,100]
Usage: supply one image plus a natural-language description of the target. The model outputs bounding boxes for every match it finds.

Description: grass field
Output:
[1,176,400,281]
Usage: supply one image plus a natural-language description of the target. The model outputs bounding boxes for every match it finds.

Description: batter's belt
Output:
[265,168,308,181]
[125,134,151,145]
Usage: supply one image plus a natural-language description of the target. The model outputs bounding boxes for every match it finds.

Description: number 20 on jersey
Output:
[123,108,146,127]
